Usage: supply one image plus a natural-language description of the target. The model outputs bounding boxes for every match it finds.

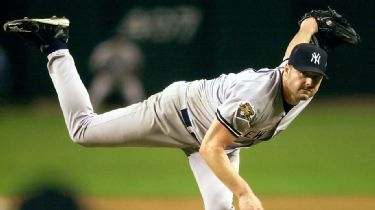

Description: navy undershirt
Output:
[282,97,294,113]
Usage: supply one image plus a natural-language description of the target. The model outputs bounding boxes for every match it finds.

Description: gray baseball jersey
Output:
[184,65,312,150]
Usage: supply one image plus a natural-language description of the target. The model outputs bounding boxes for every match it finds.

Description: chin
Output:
[302,96,312,101]
[298,94,311,102]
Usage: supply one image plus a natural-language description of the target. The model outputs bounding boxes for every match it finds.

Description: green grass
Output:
[1,99,375,197]
[241,100,375,195]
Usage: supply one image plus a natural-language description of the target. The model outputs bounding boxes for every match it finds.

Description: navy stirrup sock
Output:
[46,39,68,54]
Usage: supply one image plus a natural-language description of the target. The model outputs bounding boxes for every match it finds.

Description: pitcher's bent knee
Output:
[69,135,94,147]
[68,131,95,147]
[66,122,98,147]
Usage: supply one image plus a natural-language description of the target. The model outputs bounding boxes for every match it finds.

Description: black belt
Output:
[181,108,197,140]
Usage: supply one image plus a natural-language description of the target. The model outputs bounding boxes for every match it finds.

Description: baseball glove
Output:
[299,6,361,51]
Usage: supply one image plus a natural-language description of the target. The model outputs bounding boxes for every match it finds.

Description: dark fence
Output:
[0,0,373,103]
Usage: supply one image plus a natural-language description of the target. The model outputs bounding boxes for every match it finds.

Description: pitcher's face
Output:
[282,64,323,105]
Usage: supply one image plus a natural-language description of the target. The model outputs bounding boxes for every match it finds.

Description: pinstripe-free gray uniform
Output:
[47,50,312,210]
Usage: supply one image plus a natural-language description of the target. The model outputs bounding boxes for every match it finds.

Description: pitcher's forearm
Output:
[283,17,318,60]
[199,144,252,198]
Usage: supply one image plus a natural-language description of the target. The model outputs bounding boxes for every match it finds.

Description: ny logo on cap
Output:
[311,52,321,64]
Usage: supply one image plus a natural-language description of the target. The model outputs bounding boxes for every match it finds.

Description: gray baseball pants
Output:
[47,49,239,210]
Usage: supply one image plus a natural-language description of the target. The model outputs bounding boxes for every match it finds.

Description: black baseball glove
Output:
[299,6,361,51]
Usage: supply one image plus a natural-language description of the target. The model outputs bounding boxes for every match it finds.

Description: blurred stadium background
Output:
[0,0,374,209]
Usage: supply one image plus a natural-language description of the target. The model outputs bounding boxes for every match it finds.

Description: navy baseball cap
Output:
[288,43,328,79]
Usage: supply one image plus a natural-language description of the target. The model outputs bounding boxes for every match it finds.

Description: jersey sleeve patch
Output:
[216,101,256,138]
[233,102,255,134]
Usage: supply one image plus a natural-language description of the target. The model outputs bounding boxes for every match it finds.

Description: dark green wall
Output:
[0,0,373,103]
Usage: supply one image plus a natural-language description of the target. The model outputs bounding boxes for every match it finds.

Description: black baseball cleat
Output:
[3,16,70,53]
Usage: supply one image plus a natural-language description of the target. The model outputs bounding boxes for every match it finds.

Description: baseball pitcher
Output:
[3,7,359,210]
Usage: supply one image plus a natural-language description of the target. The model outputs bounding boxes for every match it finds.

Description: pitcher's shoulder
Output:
[239,67,281,81]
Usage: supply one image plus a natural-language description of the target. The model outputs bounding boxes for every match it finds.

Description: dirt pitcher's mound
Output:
[2,196,375,210]
[79,196,375,210]
[262,196,375,210]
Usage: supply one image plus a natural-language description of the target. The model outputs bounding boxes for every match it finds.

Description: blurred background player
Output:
[88,31,145,109]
